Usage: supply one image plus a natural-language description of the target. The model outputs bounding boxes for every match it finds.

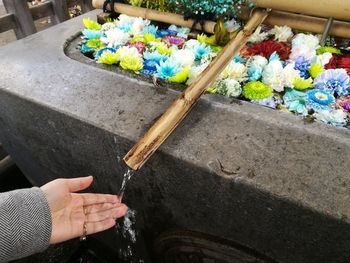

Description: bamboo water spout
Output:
[123,9,269,170]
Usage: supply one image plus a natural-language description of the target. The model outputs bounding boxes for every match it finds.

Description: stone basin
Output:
[0,9,350,263]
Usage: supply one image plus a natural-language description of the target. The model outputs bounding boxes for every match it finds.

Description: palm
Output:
[41,176,127,244]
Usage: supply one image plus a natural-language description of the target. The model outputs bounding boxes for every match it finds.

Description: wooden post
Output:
[79,0,94,13]
[51,0,70,22]
[3,0,36,39]
[123,9,269,171]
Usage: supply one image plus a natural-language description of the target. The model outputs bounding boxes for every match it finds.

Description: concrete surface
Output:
[0,9,349,263]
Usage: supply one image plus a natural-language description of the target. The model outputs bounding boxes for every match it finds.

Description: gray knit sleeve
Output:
[0,187,52,262]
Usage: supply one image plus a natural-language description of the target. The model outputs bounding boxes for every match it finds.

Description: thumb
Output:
[65,176,93,192]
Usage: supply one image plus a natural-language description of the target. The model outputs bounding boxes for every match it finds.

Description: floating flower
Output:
[86,39,105,50]
[143,59,160,72]
[314,109,347,127]
[336,95,350,114]
[293,77,313,91]
[170,49,195,67]
[156,59,180,79]
[225,18,241,33]
[271,25,293,42]
[101,28,130,48]
[314,69,350,96]
[282,63,300,88]
[125,41,146,54]
[142,33,160,43]
[143,25,158,35]
[184,39,201,50]
[314,52,333,67]
[120,56,143,72]
[197,34,217,46]
[115,46,141,61]
[290,46,316,62]
[221,62,247,82]
[308,64,324,79]
[82,29,102,39]
[97,51,119,64]
[251,96,276,109]
[83,18,101,30]
[95,47,116,59]
[168,25,190,38]
[243,40,291,61]
[246,55,268,81]
[283,89,308,115]
[130,17,149,36]
[143,51,168,63]
[168,67,189,83]
[262,60,284,92]
[101,22,115,32]
[335,55,350,75]
[187,62,210,85]
[294,56,311,79]
[156,29,177,38]
[80,44,94,54]
[292,33,320,50]
[305,89,335,110]
[242,81,273,100]
[214,79,242,98]
[162,35,186,48]
[248,26,270,43]
[156,42,176,55]
[116,21,132,32]
[193,43,211,61]
[316,46,341,55]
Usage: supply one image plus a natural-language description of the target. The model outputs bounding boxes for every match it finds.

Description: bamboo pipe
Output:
[239,8,350,39]
[251,0,350,22]
[123,9,269,170]
[92,0,216,33]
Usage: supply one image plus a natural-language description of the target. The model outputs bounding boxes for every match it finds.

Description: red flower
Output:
[241,40,291,60]
[125,41,146,54]
[325,54,350,75]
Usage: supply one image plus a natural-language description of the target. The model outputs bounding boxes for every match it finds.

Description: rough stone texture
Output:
[0,10,349,263]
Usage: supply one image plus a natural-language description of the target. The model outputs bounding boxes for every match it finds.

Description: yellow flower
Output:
[197,34,217,46]
[143,33,161,43]
[168,67,189,83]
[131,36,144,43]
[308,64,325,79]
[206,86,218,94]
[97,51,119,65]
[293,77,313,91]
[83,18,101,30]
[120,56,143,72]
[156,42,174,55]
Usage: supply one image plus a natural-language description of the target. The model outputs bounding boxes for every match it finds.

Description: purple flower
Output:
[314,69,350,96]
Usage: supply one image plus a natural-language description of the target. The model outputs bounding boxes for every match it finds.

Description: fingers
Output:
[85,204,128,223]
[66,176,93,192]
[86,218,116,235]
[84,202,116,214]
[78,193,120,206]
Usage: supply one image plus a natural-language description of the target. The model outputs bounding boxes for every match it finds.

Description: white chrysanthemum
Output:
[246,55,268,69]
[115,46,141,61]
[215,78,242,98]
[201,52,217,64]
[221,62,247,82]
[101,22,115,32]
[292,33,320,50]
[262,60,285,92]
[225,18,241,33]
[184,39,200,50]
[118,14,134,25]
[290,46,316,62]
[170,49,195,67]
[282,63,301,88]
[248,26,270,43]
[101,28,130,48]
[271,25,293,42]
[314,109,347,127]
[314,52,333,66]
[130,17,150,36]
[187,62,210,85]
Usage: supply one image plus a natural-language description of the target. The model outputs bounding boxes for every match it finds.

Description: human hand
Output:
[41,176,127,244]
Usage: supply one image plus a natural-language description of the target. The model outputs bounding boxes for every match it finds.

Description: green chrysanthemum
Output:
[308,64,324,79]
[156,42,174,55]
[168,67,189,83]
[86,39,105,50]
[97,51,119,65]
[242,81,273,100]
[120,56,143,72]
[83,18,101,30]
[143,33,161,43]
[316,46,341,55]
[293,77,313,91]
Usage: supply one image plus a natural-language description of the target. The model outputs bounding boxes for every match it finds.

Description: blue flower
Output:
[252,96,276,108]
[155,58,180,79]
[94,47,116,59]
[143,59,160,72]
[283,89,308,115]
[117,21,132,32]
[193,43,211,60]
[248,65,263,81]
[314,69,350,96]
[156,29,177,38]
[305,89,335,111]
[143,25,158,35]
[269,51,280,62]
[80,44,95,54]
[82,29,102,39]
[294,56,311,79]
[232,55,244,63]
[143,51,168,63]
